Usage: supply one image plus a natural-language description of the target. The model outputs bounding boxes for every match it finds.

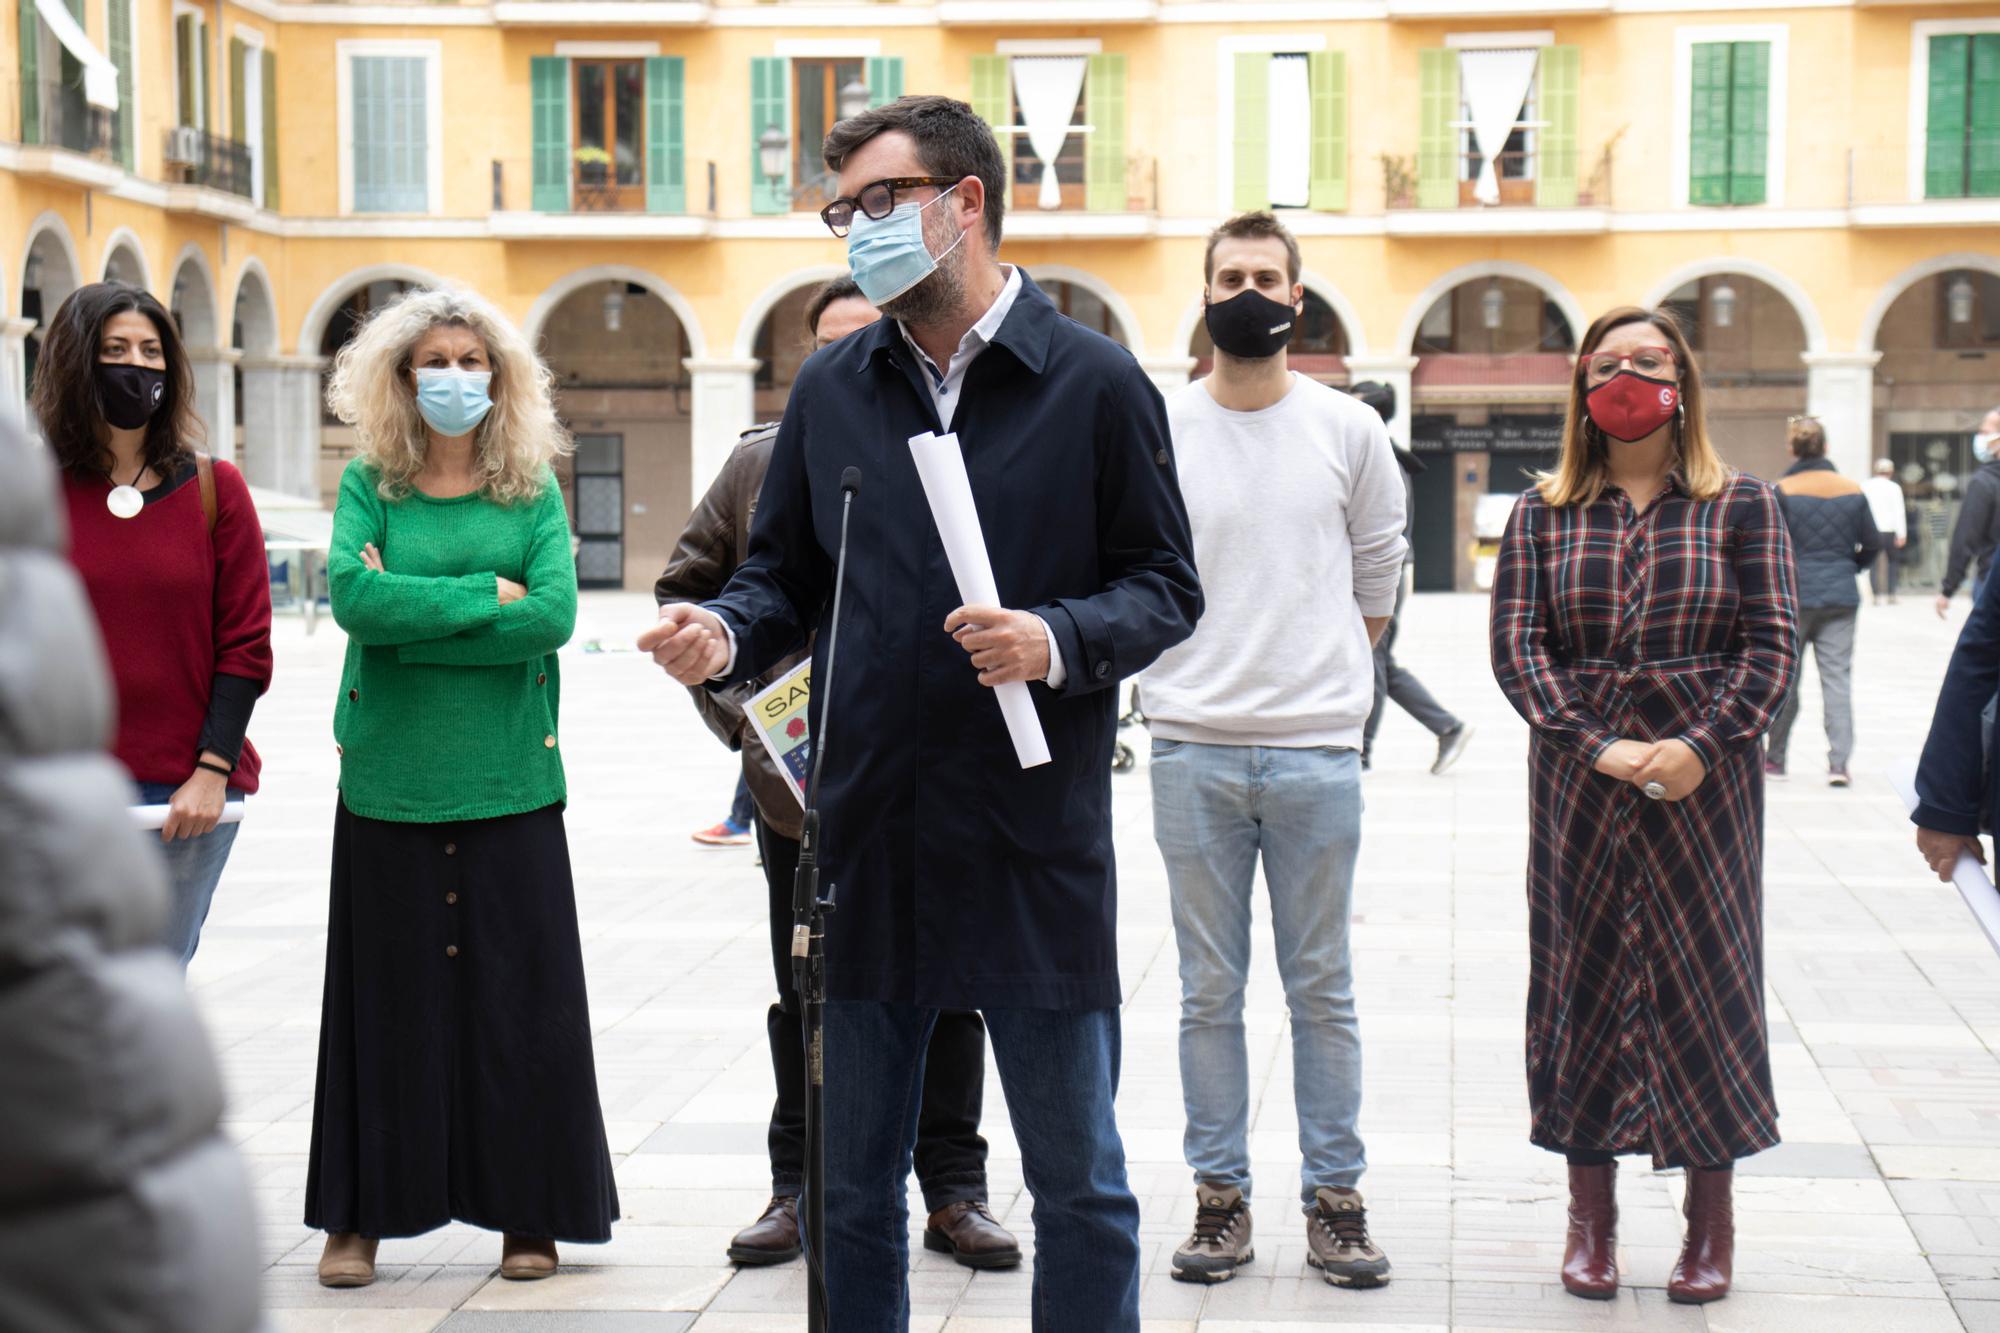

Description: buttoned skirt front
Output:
[304,797,619,1241]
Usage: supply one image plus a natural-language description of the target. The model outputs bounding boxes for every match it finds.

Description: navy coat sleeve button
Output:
[1155,449,1170,466]
[1095,662,1111,679]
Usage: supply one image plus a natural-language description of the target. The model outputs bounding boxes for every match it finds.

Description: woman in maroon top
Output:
[42,282,274,967]
[1489,308,1798,1306]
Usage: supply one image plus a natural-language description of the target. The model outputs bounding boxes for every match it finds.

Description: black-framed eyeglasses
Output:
[819,176,961,237]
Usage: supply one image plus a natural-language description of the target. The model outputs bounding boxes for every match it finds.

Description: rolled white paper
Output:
[129,802,247,831]
[1888,759,2000,958]
[907,431,1053,769]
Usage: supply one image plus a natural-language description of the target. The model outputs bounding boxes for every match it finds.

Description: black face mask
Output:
[1204,289,1298,361]
[96,363,167,430]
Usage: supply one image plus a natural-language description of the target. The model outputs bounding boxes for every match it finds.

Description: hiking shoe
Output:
[692,819,752,846]
[1171,1183,1253,1284]
[1762,759,1786,781]
[1829,767,1851,788]
[1307,1186,1391,1288]
[1432,724,1474,775]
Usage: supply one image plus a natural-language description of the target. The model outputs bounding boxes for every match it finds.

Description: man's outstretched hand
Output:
[641,603,731,684]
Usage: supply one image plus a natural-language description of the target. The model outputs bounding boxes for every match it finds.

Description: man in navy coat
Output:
[643,96,1201,1330]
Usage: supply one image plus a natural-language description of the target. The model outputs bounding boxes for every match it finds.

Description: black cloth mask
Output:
[1204,289,1298,360]
[96,363,167,430]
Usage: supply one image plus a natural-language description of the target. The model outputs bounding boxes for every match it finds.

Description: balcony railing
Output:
[1382,145,1612,210]
[27,79,119,158]
[165,126,253,199]
[491,157,717,215]
[1841,140,2000,209]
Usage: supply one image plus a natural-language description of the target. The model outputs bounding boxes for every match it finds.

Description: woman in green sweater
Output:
[305,287,617,1287]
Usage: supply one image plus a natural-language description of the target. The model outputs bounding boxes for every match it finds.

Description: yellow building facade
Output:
[6,0,2000,588]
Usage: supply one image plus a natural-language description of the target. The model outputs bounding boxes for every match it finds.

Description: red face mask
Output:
[1585,371,1680,443]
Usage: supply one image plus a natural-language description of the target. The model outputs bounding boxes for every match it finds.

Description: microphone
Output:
[841,466,862,497]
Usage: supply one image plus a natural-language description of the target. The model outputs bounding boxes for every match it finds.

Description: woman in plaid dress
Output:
[1489,307,1799,1307]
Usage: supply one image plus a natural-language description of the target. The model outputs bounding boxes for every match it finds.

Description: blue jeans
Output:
[135,780,241,967]
[728,773,754,830]
[1150,740,1367,1207]
[820,1001,1140,1332]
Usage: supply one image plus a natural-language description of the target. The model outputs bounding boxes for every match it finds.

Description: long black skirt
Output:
[304,798,619,1242]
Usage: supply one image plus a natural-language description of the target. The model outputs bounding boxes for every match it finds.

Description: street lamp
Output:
[1710,281,1738,329]
[1480,283,1505,332]
[838,77,871,121]
[758,125,790,187]
[602,285,625,333]
[1948,275,1976,326]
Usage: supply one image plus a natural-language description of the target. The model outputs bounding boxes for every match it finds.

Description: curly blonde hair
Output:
[325,285,570,505]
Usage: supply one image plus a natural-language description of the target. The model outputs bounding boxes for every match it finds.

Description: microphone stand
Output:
[793,466,861,1333]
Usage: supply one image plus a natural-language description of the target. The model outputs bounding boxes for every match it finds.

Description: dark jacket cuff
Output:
[1042,598,1118,697]
[198,672,261,767]
[1913,801,1982,837]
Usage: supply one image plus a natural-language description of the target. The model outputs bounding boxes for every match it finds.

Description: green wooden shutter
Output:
[1307,51,1347,212]
[198,24,210,130]
[261,47,278,208]
[530,55,568,213]
[1416,48,1456,209]
[1927,34,1970,199]
[108,0,133,166]
[353,56,425,212]
[176,15,196,127]
[1536,44,1579,207]
[1688,41,1732,205]
[1085,53,1125,212]
[1970,34,2000,197]
[969,54,1011,191]
[750,56,789,215]
[350,54,376,208]
[1231,52,1268,212]
[1727,41,1768,205]
[230,38,247,142]
[645,56,684,214]
[18,0,37,147]
[867,55,903,107]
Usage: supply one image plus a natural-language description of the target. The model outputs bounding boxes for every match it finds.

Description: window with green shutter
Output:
[261,47,278,209]
[1536,45,1579,207]
[750,56,790,215]
[1308,51,1347,212]
[1231,53,1268,212]
[530,55,569,213]
[1927,33,2000,199]
[230,38,247,142]
[1084,53,1125,212]
[645,56,684,214]
[1688,40,1768,206]
[109,0,133,168]
[176,15,197,129]
[19,0,38,146]
[1416,48,1457,209]
[969,54,1011,186]
[351,54,428,213]
[867,56,903,108]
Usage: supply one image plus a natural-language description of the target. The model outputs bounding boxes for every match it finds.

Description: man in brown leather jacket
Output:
[655,277,1018,1270]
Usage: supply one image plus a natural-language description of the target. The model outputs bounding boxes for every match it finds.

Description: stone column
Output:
[683,357,762,497]
[272,356,328,502]
[1,317,38,431]
[187,346,243,466]
[1344,354,1421,448]
[237,356,292,492]
[1138,354,1197,398]
[1803,351,1884,481]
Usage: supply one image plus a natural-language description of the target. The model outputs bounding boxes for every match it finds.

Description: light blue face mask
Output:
[845,183,963,306]
[414,368,494,438]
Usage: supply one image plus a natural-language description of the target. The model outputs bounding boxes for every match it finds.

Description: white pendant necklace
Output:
[106,460,144,519]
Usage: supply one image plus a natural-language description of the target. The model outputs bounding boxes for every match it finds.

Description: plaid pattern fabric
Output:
[1489,473,1800,1169]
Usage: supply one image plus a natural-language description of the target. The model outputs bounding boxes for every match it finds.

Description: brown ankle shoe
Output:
[317,1233,378,1288]
[1561,1162,1619,1299]
[1667,1167,1734,1304]
[923,1200,1022,1270]
[499,1234,558,1281]
[728,1196,802,1266]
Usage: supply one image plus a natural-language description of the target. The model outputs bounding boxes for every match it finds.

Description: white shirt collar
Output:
[900,264,1022,384]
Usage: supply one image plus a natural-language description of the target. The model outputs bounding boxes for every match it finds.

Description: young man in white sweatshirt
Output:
[1143,212,1406,1290]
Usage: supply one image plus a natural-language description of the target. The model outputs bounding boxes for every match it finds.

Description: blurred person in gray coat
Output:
[0,417,261,1331]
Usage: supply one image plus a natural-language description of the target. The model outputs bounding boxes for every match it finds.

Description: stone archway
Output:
[100,229,152,290]
[13,213,85,422]
[230,261,287,491]
[1656,272,1808,481]
[169,246,232,463]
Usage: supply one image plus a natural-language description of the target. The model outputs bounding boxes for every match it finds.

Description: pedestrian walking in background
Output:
[1350,379,1473,775]
[1863,457,1909,605]
[1144,213,1400,1291]
[1490,305,1799,1306]
[644,95,1200,1332]
[307,286,617,1287]
[656,274,1018,1273]
[1937,406,2000,617]
[1766,416,1881,786]
[41,281,273,968]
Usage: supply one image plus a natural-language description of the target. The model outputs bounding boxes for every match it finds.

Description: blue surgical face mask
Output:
[1978,432,2000,464]
[414,368,493,438]
[845,183,963,306]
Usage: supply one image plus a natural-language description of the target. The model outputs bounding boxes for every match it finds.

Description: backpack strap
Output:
[195,451,217,535]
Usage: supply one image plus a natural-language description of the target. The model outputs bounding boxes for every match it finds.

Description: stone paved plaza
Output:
[193,588,2000,1332]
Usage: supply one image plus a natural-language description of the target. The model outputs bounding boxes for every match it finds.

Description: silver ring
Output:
[1643,781,1667,800]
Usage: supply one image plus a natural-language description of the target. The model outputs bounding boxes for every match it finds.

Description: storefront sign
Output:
[1411,415,1565,453]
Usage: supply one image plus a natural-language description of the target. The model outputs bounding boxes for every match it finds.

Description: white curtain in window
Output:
[1011,55,1088,210]
[1267,54,1311,209]
[1459,47,1539,205]
[34,0,118,110]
